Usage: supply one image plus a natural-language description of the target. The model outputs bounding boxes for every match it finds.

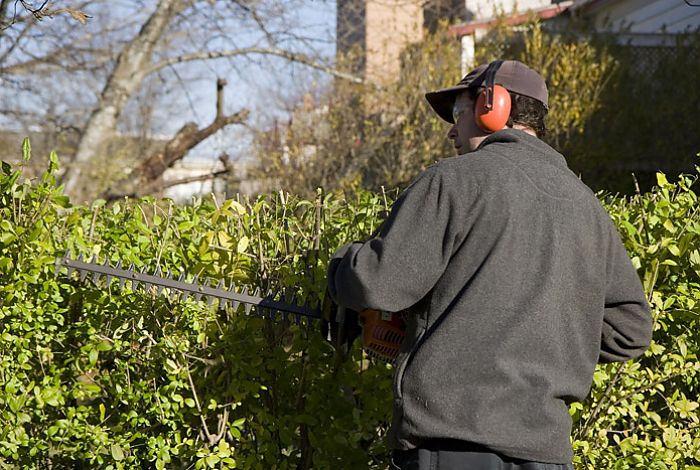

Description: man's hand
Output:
[320,290,362,353]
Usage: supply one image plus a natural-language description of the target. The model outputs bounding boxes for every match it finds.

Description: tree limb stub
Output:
[134,108,249,183]
[103,79,248,200]
[217,78,227,121]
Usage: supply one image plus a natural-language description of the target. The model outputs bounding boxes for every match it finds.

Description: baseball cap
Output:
[425,60,549,124]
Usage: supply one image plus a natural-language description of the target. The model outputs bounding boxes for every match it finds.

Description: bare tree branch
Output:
[1,0,88,30]
[0,11,37,63]
[216,77,226,120]
[1,0,113,74]
[156,168,229,192]
[0,0,10,19]
[21,0,50,20]
[0,0,47,30]
[146,47,368,85]
[0,45,114,74]
[132,109,249,184]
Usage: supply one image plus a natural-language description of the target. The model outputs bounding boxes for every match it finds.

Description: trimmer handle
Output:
[358,309,407,362]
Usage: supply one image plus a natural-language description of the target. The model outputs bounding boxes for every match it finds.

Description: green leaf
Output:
[231,418,246,427]
[111,443,125,461]
[223,199,246,215]
[91,199,106,209]
[89,348,99,366]
[22,138,31,161]
[663,219,676,234]
[8,397,22,413]
[95,340,113,352]
[178,220,195,231]
[237,236,249,254]
[690,250,700,267]
[45,150,60,177]
[667,244,680,256]
[630,256,641,270]
[662,296,675,309]
[655,172,668,187]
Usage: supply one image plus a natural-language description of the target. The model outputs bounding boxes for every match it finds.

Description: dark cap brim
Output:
[425,84,471,124]
[425,63,489,124]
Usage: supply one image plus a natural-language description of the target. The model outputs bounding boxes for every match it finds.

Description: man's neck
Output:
[510,124,537,137]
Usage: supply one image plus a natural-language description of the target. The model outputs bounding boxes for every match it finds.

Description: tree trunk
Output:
[62,0,187,198]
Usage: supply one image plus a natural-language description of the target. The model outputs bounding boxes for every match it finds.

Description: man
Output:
[326,60,652,469]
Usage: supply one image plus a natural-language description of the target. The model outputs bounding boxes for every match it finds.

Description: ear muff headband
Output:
[474,60,511,133]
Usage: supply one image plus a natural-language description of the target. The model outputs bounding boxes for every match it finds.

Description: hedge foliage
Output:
[1,141,699,469]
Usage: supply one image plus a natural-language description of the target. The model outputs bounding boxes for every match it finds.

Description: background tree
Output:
[564,32,700,192]
[254,21,616,197]
[256,17,699,197]
[0,0,362,201]
[474,18,700,193]
[253,30,462,197]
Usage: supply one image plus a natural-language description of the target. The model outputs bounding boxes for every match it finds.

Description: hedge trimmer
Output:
[55,252,407,362]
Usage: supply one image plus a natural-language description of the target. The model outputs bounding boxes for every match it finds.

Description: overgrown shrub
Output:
[255,22,617,198]
[254,28,462,196]
[476,21,700,194]
[565,32,700,194]
[1,142,699,469]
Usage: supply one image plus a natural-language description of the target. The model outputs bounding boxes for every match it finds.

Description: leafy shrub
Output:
[1,140,394,469]
[1,142,698,468]
[571,170,700,469]
[254,22,618,198]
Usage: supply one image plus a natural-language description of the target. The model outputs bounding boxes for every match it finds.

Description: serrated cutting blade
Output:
[54,255,322,321]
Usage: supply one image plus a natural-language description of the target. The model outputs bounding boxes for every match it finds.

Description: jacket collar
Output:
[476,129,568,169]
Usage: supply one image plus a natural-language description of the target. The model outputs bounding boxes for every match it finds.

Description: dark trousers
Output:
[391,446,575,470]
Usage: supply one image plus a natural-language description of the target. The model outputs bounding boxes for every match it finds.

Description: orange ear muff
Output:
[474,84,511,133]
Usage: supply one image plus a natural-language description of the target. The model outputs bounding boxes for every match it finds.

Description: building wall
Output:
[336,0,472,85]
[364,0,424,85]
[424,0,471,31]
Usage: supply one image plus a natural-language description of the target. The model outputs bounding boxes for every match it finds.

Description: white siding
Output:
[162,158,257,202]
[465,0,552,21]
[591,0,700,34]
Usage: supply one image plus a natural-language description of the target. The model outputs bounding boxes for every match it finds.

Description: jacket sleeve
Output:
[326,167,467,313]
[599,226,653,363]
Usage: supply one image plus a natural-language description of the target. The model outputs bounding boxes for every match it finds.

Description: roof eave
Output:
[448,1,575,37]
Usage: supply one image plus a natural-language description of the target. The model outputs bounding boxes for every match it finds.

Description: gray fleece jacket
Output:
[326,129,652,464]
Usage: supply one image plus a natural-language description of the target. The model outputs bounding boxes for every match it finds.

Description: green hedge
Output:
[1,141,698,469]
